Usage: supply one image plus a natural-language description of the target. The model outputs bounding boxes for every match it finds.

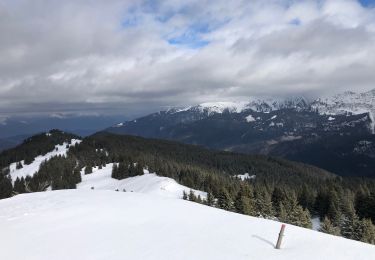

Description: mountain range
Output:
[108,89,375,177]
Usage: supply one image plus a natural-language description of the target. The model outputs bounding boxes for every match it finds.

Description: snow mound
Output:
[0,190,374,260]
[235,173,256,181]
[246,115,256,122]
[78,164,206,199]
[8,139,81,183]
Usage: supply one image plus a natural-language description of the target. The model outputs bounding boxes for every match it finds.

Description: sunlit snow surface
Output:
[78,164,206,199]
[0,190,374,260]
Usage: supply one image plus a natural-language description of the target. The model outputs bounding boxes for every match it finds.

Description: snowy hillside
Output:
[8,138,81,183]
[311,89,375,132]
[0,190,374,260]
[78,164,206,199]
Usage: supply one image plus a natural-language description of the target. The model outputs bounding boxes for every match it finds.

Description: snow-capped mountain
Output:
[168,96,309,115]
[107,89,375,177]
[311,89,375,132]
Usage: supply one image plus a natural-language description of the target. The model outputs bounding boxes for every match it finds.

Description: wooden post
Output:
[275,224,286,249]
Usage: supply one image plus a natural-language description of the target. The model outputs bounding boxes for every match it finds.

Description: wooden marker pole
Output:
[275,224,286,249]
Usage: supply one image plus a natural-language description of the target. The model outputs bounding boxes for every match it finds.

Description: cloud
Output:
[0,0,375,117]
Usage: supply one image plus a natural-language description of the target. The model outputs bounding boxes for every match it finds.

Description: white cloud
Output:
[0,0,374,116]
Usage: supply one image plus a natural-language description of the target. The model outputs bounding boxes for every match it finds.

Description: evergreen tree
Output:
[84,165,93,175]
[356,218,375,244]
[339,210,359,240]
[320,217,341,236]
[280,192,312,228]
[327,190,341,226]
[111,163,118,179]
[16,161,23,169]
[13,177,26,194]
[234,187,255,216]
[182,190,188,200]
[188,189,197,202]
[217,188,233,211]
[0,173,13,199]
[255,187,274,218]
[206,192,215,206]
[197,195,202,204]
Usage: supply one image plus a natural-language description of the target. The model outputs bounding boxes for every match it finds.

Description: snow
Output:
[311,217,321,231]
[8,139,81,183]
[235,173,256,181]
[114,122,124,127]
[328,116,335,121]
[198,101,250,115]
[246,114,256,122]
[78,164,206,199]
[311,89,375,132]
[0,190,374,260]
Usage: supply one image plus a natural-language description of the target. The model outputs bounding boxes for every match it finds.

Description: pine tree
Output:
[327,190,341,226]
[16,161,23,169]
[197,195,202,204]
[0,173,12,199]
[13,177,26,194]
[255,187,274,218]
[281,192,312,228]
[182,190,188,200]
[339,210,359,240]
[320,217,341,236]
[217,188,233,211]
[135,162,144,176]
[234,189,255,216]
[206,192,215,206]
[84,165,93,175]
[111,163,118,179]
[188,189,197,202]
[356,218,375,244]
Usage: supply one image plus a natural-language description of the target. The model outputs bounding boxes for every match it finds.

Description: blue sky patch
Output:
[359,0,375,7]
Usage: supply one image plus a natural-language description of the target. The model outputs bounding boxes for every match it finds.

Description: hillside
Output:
[1,130,375,246]
[0,190,374,260]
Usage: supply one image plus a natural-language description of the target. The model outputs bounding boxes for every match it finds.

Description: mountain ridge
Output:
[107,89,375,177]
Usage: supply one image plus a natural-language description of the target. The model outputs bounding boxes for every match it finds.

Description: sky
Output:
[0,0,375,118]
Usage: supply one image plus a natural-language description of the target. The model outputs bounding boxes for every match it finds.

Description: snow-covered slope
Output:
[0,190,374,260]
[8,139,81,183]
[311,89,375,131]
[78,164,206,199]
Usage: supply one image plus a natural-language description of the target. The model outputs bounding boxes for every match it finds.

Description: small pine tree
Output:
[320,217,341,236]
[85,165,93,175]
[188,190,197,202]
[340,211,359,239]
[182,190,188,200]
[197,195,202,204]
[16,161,23,169]
[206,192,215,206]
[356,218,375,244]
[217,188,233,211]
[111,163,118,179]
